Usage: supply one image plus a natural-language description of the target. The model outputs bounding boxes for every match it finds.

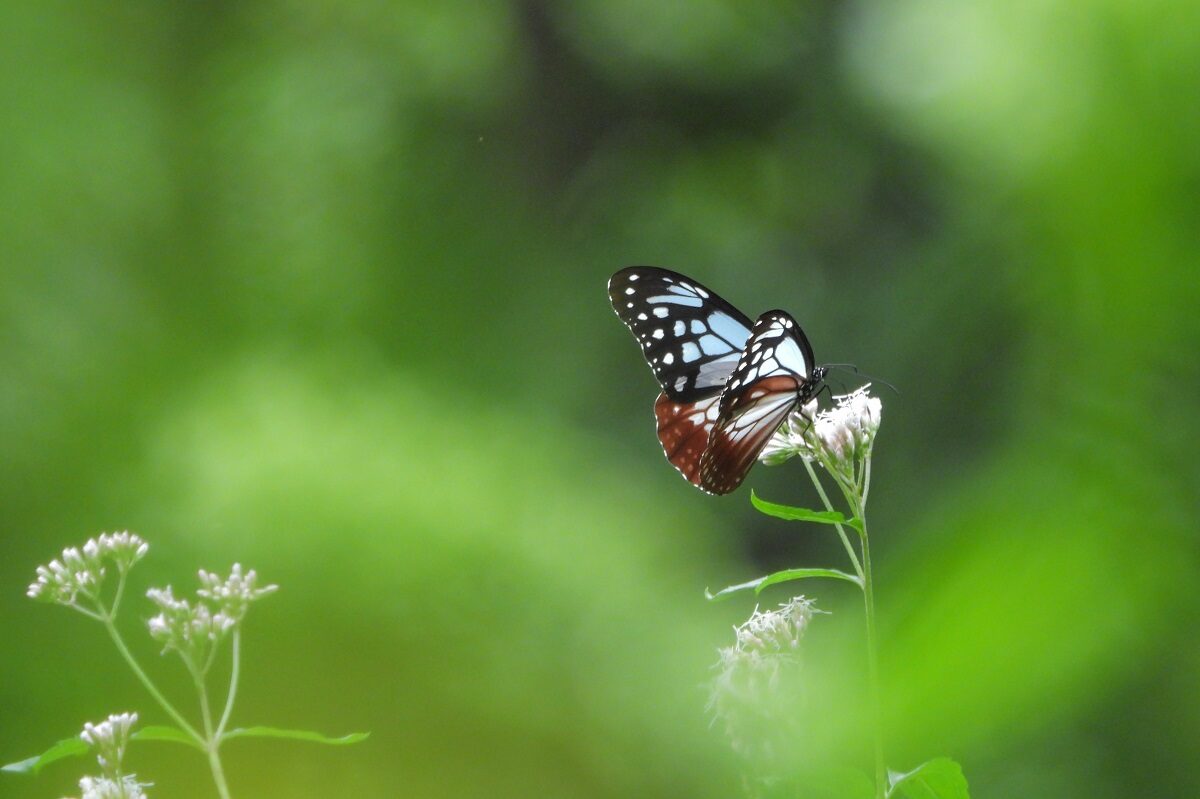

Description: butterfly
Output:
[608,266,826,494]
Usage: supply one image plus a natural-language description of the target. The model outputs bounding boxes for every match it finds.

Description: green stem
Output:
[110,568,129,617]
[190,659,233,799]
[206,745,232,799]
[802,458,864,580]
[216,630,241,738]
[859,516,886,799]
[861,445,874,507]
[99,613,203,744]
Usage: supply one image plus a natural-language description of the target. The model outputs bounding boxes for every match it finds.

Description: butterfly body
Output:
[609,267,826,494]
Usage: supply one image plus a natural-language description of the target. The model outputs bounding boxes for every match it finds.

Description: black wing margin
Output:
[608,266,754,402]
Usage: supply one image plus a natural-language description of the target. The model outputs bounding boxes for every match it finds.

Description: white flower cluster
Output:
[147,565,275,659]
[729,596,816,659]
[27,533,149,605]
[760,385,882,467]
[709,597,819,771]
[70,712,150,798]
[197,563,278,624]
[716,596,817,682]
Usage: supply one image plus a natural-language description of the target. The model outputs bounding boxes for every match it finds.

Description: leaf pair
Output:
[706,491,864,601]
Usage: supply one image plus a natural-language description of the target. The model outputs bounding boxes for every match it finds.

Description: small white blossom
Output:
[197,563,277,623]
[760,385,882,468]
[79,712,137,779]
[27,533,148,606]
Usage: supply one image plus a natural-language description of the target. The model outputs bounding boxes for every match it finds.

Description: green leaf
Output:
[751,490,858,528]
[133,726,205,751]
[222,727,370,745]
[887,757,971,799]
[2,726,206,776]
[706,567,862,600]
[2,737,87,775]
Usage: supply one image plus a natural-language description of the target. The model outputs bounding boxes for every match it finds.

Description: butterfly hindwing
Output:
[654,392,722,490]
[699,376,803,494]
[609,266,753,402]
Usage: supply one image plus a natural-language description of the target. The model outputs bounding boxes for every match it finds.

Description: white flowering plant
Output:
[4,534,366,798]
[708,387,970,799]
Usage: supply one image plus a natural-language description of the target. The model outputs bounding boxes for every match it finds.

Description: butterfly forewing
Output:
[609,266,753,402]
[698,311,822,494]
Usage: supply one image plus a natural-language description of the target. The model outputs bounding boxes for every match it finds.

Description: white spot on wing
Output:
[681,342,701,362]
[652,329,664,339]
[673,320,686,336]
[625,287,635,295]
[663,352,675,365]
[652,307,669,318]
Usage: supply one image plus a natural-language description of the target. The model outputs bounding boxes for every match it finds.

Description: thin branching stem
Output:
[190,658,233,799]
[861,446,874,507]
[96,606,204,744]
[858,509,886,799]
[801,458,864,580]
[110,568,129,617]
[65,602,107,622]
[807,446,886,799]
[216,630,241,739]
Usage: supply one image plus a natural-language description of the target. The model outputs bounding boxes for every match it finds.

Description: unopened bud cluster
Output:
[761,386,882,468]
[147,565,276,661]
[197,563,278,624]
[72,712,150,798]
[146,586,236,659]
[80,712,137,777]
[27,533,148,606]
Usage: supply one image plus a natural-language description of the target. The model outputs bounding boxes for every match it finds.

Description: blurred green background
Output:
[2,1,1197,797]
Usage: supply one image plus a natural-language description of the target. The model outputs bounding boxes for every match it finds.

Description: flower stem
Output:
[802,458,864,580]
[191,661,233,799]
[99,612,203,744]
[859,518,886,799]
[206,745,233,799]
[216,630,241,738]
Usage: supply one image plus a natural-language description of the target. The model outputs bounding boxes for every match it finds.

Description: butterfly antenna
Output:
[822,364,900,397]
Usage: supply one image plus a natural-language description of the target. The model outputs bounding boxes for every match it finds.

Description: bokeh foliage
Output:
[2,1,1197,797]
